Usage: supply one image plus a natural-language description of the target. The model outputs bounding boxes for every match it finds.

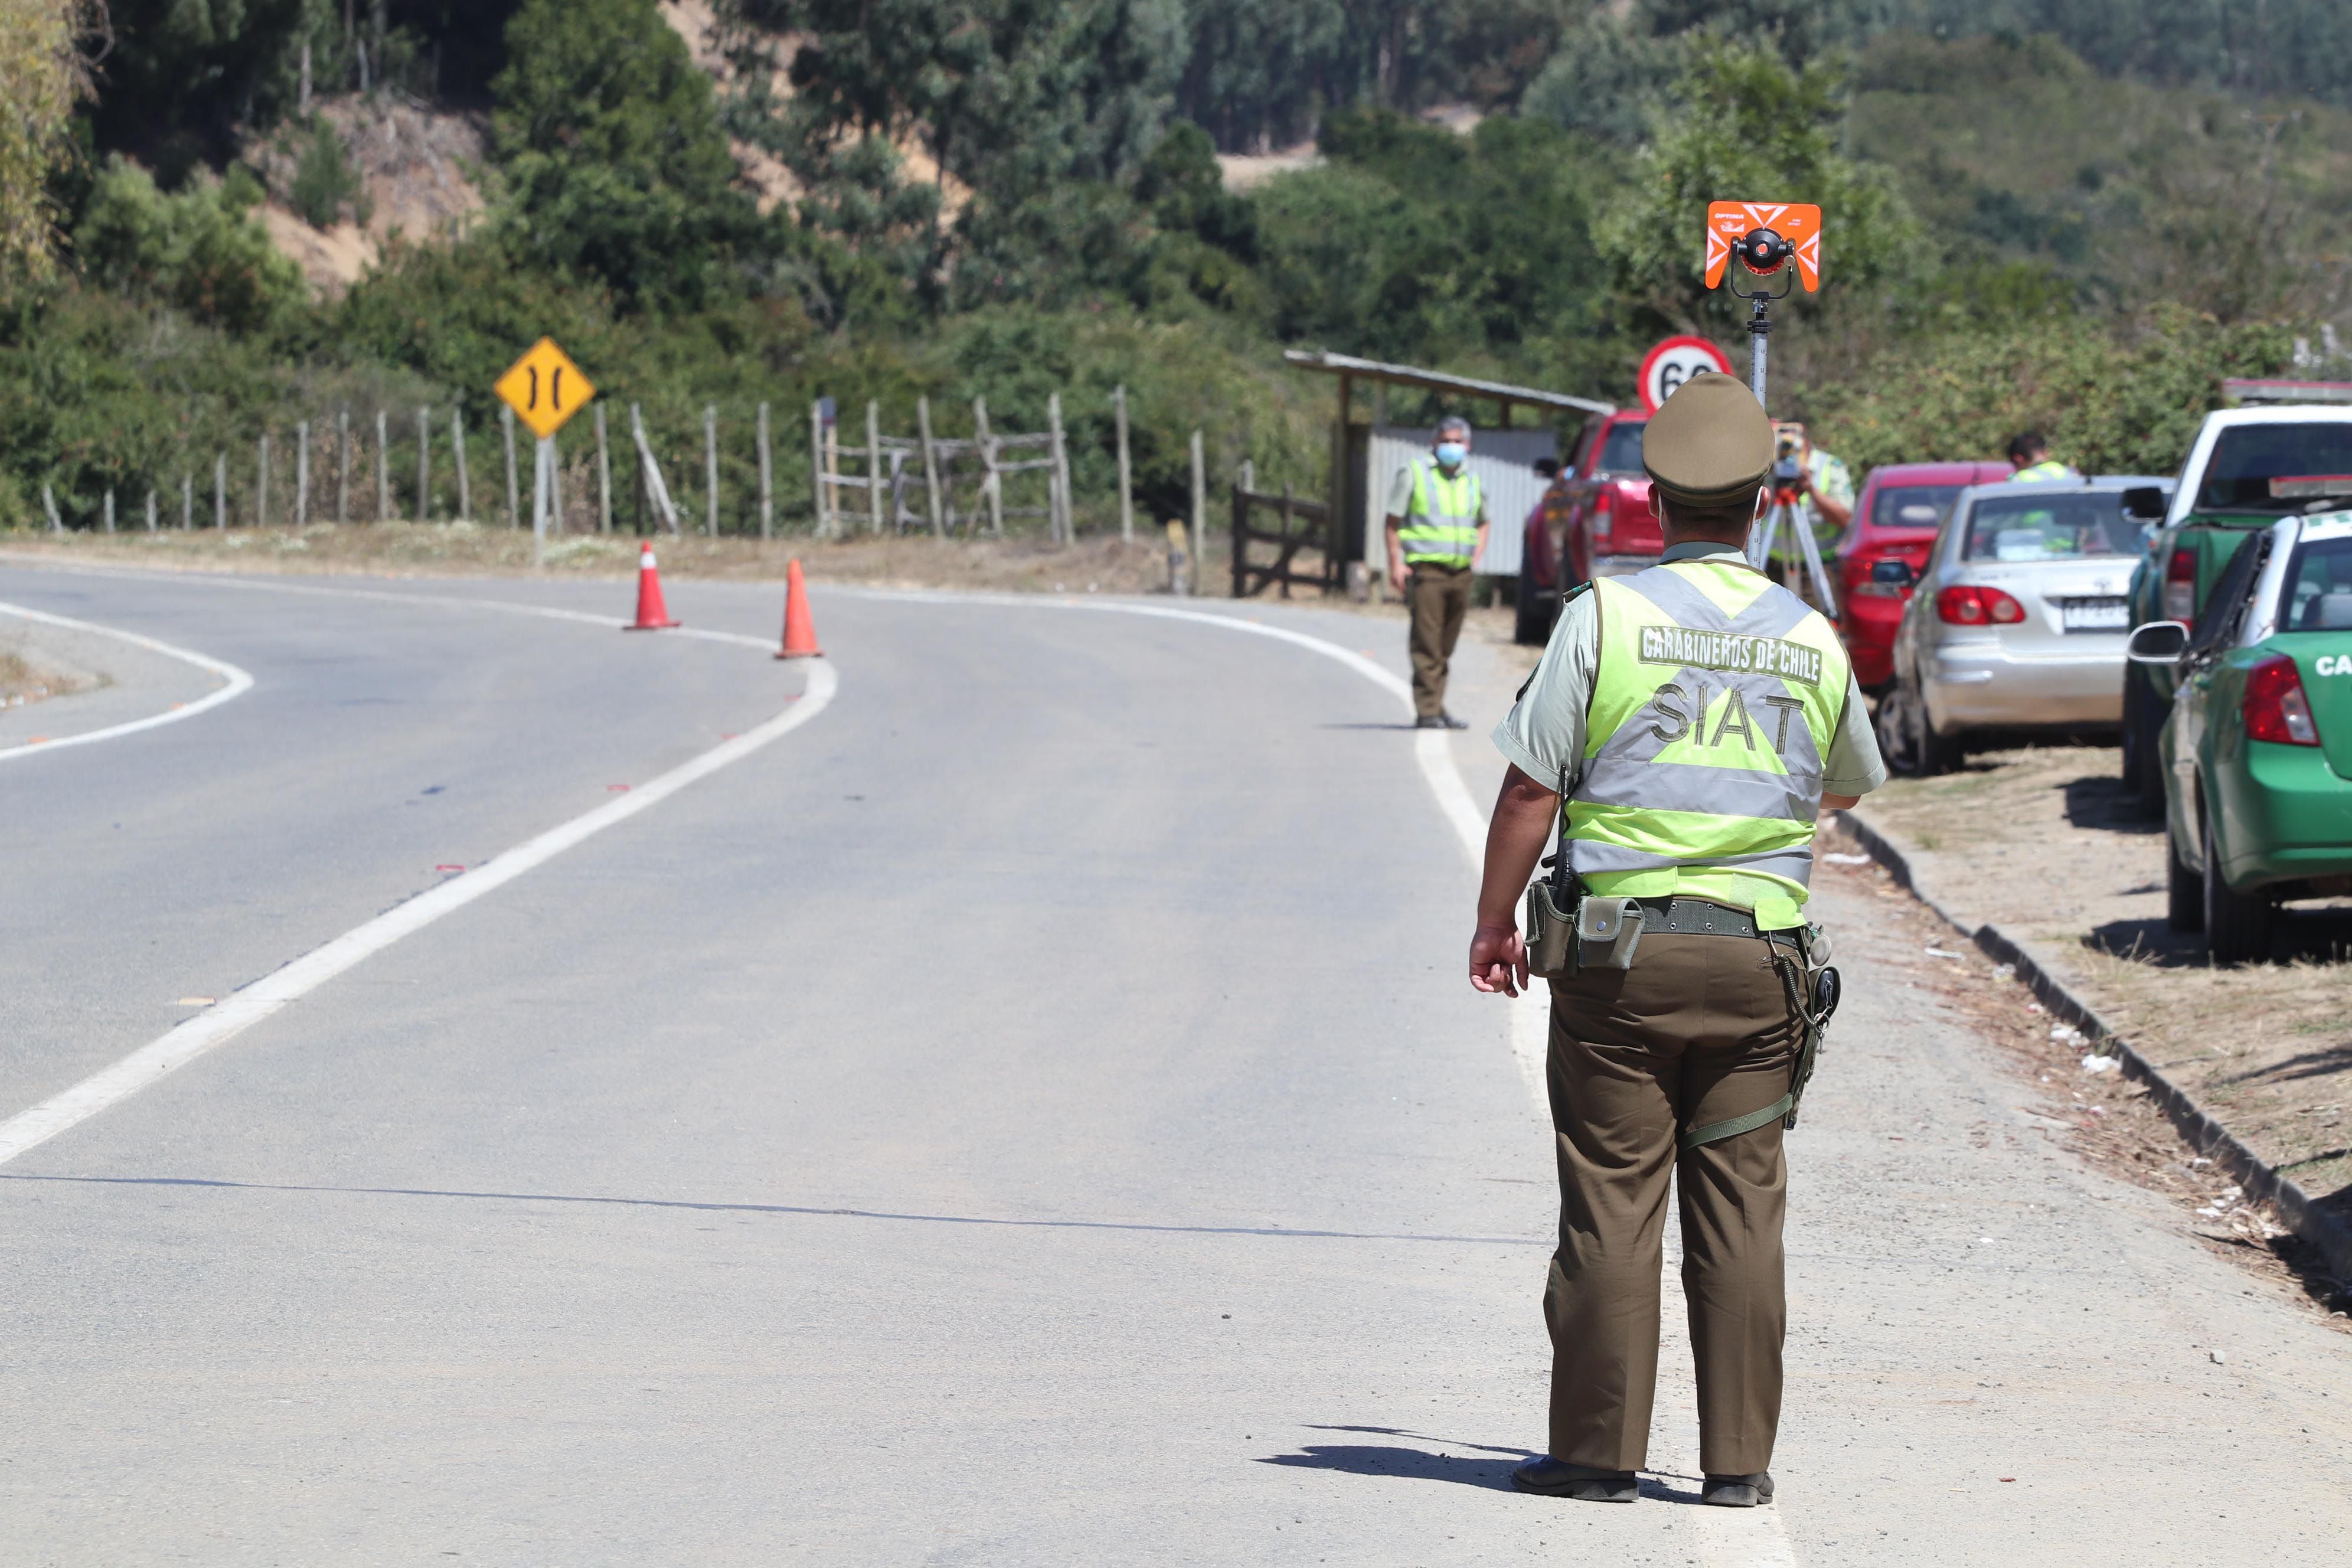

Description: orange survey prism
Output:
[1703,202,1822,291]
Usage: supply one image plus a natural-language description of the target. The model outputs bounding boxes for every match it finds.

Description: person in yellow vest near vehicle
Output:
[1385,415,1489,729]
[1467,372,1886,1511]
[2006,429,2076,482]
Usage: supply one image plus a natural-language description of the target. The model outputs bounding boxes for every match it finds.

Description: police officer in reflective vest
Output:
[1468,372,1887,1509]
[2006,429,2076,482]
[1384,415,1488,729]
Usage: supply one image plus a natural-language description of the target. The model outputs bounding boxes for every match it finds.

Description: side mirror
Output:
[2125,620,2190,663]
[1870,558,1915,588]
[2121,486,2168,522]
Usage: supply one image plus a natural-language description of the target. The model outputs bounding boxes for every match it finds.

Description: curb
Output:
[1832,807,2352,1288]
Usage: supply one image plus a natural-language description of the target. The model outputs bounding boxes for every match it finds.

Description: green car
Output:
[2129,512,2352,963]
[2121,407,2352,798]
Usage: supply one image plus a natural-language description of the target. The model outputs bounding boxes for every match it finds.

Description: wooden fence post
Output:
[415,406,429,520]
[501,403,519,527]
[258,433,270,527]
[594,404,612,534]
[375,410,390,521]
[865,399,883,535]
[1189,429,1206,599]
[214,452,227,529]
[145,489,157,533]
[103,489,114,534]
[916,395,943,538]
[452,407,469,521]
[337,407,350,524]
[704,404,720,537]
[296,420,309,527]
[1047,390,1070,543]
[756,401,773,540]
[974,396,1002,537]
[43,484,59,533]
[1113,384,1132,543]
[808,400,826,538]
[182,473,193,530]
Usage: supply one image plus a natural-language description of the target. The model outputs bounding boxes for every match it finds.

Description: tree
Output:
[1595,40,1919,336]
[0,0,97,288]
[490,0,754,312]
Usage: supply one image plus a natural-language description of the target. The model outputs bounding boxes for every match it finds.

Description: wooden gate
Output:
[1230,484,1339,598]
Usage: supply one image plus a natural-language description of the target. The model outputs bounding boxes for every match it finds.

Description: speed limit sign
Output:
[1638,336,1733,414]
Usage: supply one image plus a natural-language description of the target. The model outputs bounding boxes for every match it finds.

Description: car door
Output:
[2173,531,2271,868]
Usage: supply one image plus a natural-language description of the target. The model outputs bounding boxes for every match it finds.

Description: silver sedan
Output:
[1877,475,2168,773]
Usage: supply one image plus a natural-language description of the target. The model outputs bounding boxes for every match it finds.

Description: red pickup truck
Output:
[1515,410,1657,644]
[1836,459,2012,688]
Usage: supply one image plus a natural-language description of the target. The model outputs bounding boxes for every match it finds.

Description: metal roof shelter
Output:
[1283,350,1616,582]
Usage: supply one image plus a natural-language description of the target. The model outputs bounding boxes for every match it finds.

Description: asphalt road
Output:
[1,560,2347,1566]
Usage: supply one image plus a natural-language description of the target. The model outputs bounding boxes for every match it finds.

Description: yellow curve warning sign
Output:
[495,337,596,440]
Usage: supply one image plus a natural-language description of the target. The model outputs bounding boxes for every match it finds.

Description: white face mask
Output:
[1435,441,1466,466]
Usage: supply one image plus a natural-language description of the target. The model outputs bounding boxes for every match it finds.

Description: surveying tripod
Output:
[1726,233,1840,620]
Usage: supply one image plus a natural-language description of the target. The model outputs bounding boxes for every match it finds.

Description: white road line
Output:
[0,659,837,1168]
[0,601,254,762]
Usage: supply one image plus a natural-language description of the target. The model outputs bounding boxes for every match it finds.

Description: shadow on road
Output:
[2062,774,2162,835]
[2085,906,2352,968]
[1257,1426,1714,1503]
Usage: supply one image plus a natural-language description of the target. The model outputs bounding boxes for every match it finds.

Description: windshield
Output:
[1960,492,2138,562]
[1596,422,1646,474]
[2284,537,2352,631]
[1870,484,1964,534]
[2197,423,2352,511]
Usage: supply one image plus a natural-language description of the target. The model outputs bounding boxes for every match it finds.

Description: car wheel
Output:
[1875,681,1917,775]
[1514,564,1547,645]
[2121,664,2161,802]
[2201,802,2274,965]
[1912,684,1964,777]
[2165,816,2203,932]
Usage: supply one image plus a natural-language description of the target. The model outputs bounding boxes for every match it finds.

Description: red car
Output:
[1837,459,2013,688]
[1515,410,1658,644]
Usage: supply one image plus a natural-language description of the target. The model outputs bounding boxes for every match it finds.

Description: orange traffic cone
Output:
[776,558,823,659]
[626,541,680,631]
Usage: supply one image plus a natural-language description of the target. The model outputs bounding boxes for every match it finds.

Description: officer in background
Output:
[1384,415,1488,729]
[2007,430,2076,481]
[1466,373,1886,1509]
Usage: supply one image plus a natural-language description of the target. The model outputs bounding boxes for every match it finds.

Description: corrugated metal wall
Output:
[1363,425,1560,579]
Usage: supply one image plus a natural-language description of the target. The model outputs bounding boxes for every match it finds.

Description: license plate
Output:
[2062,596,2129,631]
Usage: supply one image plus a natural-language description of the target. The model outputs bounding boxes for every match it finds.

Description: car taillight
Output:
[2164,546,2197,625]
[1935,585,2026,625]
[1590,494,1612,545]
[2245,654,2321,746]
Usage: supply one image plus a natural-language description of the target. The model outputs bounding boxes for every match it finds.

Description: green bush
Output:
[288,121,369,231]
[72,158,307,334]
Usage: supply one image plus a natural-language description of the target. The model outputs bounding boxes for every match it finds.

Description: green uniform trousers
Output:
[1543,927,1801,1476]
[1406,562,1472,720]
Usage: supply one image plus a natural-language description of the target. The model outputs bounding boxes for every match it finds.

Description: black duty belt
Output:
[1632,896,1761,939]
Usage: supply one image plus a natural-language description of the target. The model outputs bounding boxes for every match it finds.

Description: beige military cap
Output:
[1642,371,1773,508]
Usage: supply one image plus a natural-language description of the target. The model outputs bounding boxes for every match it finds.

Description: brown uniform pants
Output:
[1543,928,1801,1476]
[1406,563,1471,720]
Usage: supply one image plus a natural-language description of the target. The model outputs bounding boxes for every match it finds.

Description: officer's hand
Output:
[1389,561,1409,596]
[1469,923,1528,997]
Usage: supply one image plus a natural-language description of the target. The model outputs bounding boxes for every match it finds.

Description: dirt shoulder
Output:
[1849,743,2352,1208]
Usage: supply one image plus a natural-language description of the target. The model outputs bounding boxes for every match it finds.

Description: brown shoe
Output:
[1511,1456,1639,1502]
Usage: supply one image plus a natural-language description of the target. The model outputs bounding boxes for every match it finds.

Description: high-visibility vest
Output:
[2014,459,2072,482]
[1399,461,1481,566]
[1566,557,1851,927]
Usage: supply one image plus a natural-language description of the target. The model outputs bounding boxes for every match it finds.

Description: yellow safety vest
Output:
[2014,459,2072,483]
[1399,461,1481,567]
[1567,557,1851,929]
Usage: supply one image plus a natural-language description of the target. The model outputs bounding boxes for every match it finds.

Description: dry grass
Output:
[0,645,77,706]
[1848,743,2352,1236]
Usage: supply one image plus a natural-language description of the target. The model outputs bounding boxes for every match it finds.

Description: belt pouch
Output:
[1524,880,1576,977]
[1574,896,1646,971]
